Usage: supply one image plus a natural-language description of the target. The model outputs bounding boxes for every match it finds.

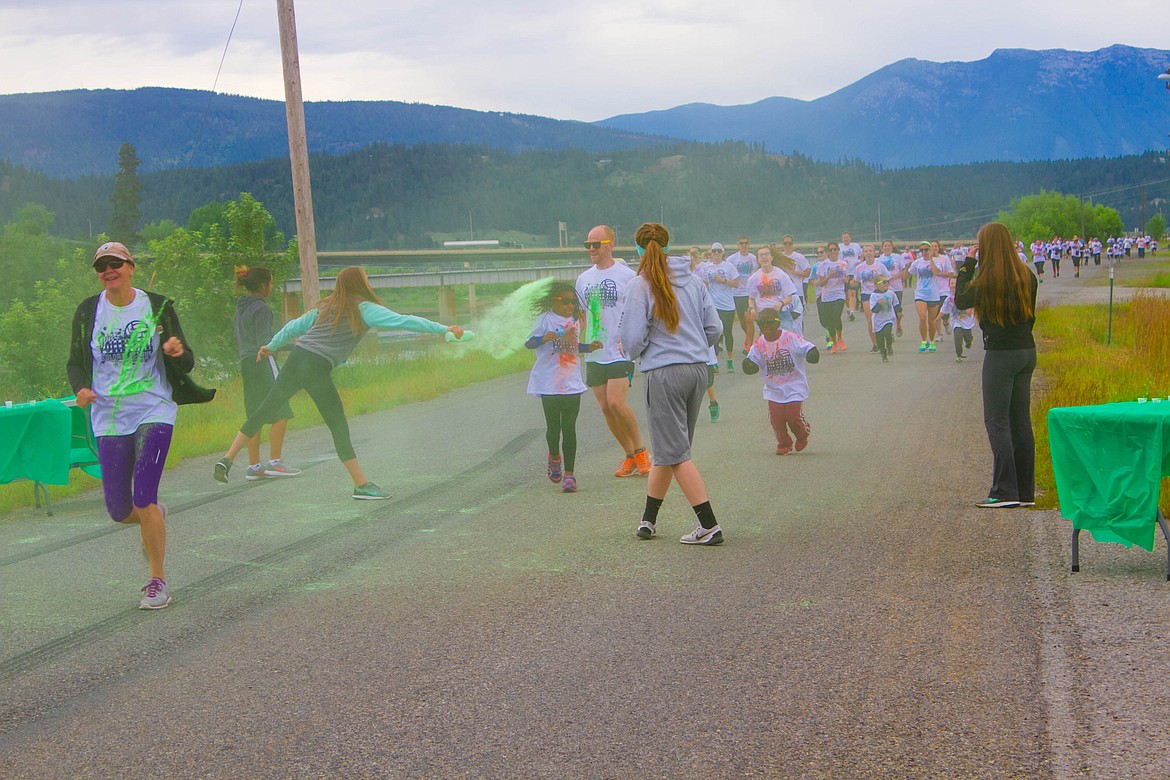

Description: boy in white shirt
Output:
[742,308,820,455]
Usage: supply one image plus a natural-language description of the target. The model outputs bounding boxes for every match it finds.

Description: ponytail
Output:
[234,265,273,293]
[635,222,679,333]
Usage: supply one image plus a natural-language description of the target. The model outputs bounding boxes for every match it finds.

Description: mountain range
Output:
[600,45,1170,167]
[0,45,1166,178]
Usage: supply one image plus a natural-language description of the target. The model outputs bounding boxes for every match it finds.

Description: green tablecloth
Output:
[1048,400,1170,551]
[0,399,72,486]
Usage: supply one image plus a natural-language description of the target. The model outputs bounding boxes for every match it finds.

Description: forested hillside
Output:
[1,142,1165,250]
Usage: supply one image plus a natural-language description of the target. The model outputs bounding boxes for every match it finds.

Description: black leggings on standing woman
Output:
[541,394,581,471]
[716,309,736,356]
[240,347,356,461]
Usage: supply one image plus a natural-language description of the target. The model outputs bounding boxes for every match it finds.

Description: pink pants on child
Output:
[768,401,810,450]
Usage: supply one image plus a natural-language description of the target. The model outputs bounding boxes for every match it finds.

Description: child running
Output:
[942,278,977,362]
[214,265,464,500]
[742,308,820,454]
[525,281,602,493]
[869,276,898,362]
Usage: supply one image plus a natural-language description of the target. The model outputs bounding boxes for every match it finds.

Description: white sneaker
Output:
[139,577,171,609]
[680,523,724,545]
[636,521,656,539]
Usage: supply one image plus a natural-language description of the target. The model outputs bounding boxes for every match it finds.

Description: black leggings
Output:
[240,347,356,462]
[541,394,581,471]
[716,309,736,356]
[817,298,845,336]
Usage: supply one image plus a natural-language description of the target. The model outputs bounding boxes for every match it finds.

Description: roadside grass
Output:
[0,344,531,517]
[1033,289,1170,513]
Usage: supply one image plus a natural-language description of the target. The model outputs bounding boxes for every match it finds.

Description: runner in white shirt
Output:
[746,245,799,333]
[876,240,907,337]
[576,224,650,477]
[853,244,891,352]
[839,231,864,321]
[728,236,759,354]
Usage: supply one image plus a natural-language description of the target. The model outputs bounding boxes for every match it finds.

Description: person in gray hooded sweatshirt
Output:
[233,265,299,480]
[620,222,725,546]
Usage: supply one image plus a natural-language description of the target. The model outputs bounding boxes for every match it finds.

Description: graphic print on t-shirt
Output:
[96,314,159,396]
[582,279,619,343]
[766,346,796,377]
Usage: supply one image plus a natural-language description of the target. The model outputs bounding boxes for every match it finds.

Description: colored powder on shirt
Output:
[586,289,603,343]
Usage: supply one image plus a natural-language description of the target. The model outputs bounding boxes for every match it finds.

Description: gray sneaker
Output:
[680,523,724,545]
[139,577,171,609]
[263,460,303,478]
[636,520,656,539]
[245,464,266,481]
[214,457,232,483]
[353,482,392,500]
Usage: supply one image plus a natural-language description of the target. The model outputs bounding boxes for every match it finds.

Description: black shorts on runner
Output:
[734,297,751,317]
[586,360,635,388]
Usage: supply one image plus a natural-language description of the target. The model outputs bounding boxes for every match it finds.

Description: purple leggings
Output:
[97,423,174,522]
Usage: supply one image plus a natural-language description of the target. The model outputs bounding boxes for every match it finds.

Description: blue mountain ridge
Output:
[597,45,1170,167]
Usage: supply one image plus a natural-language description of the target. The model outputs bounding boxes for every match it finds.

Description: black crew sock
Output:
[642,496,664,525]
[693,501,718,530]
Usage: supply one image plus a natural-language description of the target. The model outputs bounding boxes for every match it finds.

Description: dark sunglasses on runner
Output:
[93,258,129,273]
[583,240,613,250]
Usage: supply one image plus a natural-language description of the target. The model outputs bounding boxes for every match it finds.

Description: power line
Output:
[186,0,246,170]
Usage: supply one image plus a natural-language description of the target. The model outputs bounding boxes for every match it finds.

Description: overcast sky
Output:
[2,1,1167,121]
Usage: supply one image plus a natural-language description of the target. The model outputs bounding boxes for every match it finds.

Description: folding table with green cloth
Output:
[1048,400,1170,578]
[0,397,100,515]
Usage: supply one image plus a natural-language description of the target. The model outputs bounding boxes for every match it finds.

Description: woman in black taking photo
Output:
[954,222,1038,509]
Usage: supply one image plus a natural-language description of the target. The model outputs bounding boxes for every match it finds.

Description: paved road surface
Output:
[2,263,1168,779]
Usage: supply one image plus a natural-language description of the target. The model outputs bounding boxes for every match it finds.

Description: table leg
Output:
[32,480,53,517]
[1071,527,1080,573]
[1157,511,1170,582]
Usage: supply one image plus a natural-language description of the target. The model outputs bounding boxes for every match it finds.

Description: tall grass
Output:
[0,345,531,516]
[1032,290,1170,511]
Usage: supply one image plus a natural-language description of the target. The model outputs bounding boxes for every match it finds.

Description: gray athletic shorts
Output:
[644,363,707,466]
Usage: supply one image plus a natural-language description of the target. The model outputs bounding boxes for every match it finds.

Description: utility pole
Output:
[276,0,320,310]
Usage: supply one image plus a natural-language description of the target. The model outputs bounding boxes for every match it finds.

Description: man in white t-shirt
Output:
[839,231,864,320]
[576,224,650,477]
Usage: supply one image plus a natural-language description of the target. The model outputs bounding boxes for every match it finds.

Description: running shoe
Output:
[794,437,809,452]
[919,341,928,352]
[838,340,847,351]
[847,310,856,321]
[547,454,563,483]
[1018,501,1036,508]
[213,456,232,483]
[709,403,720,423]
[928,342,937,353]
[975,497,1020,508]
[636,521,656,539]
[828,343,837,353]
[353,482,392,500]
[245,464,266,481]
[561,474,577,493]
[615,457,638,478]
[680,523,724,545]
[896,324,903,337]
[263,460,302,478]
[139,577,171,610]
[870,346,879,353]
[776,445,792,455]
[881,355,889,363]
[956,355,964,363]
[726,359,735,373]
[633,449,652,475]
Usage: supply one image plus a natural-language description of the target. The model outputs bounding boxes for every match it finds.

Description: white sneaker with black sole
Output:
[636,521,656,539]
[680,523,723,545]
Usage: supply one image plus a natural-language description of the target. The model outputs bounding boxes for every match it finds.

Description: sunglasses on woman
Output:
[94,258,129,273]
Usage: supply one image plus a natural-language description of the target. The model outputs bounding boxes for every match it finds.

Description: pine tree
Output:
[109,142,143,244]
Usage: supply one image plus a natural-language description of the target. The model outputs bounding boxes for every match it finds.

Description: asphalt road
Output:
[2,260,1168,779]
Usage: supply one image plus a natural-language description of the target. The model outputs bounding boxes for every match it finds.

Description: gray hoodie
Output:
[234,294,275,359]
[620,255,722,372]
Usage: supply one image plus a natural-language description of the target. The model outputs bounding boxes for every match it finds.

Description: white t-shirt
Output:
[853,261,891,296]
[839,242,864,275]
[90,289,177,436]
[703,260,739,311]
[877,252,905,293]
[786,251,810,299]
[816,259,849,302]
[576,262,636,365]
[932,254,955,299]
[910,257,942,302]
[869,290,899,331]
[747,268,798,313]
[729,251,758,298]
[526,311,587,396]
[747,330,816,404]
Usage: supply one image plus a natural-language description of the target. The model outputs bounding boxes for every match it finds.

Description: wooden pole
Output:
[276,0,320,310]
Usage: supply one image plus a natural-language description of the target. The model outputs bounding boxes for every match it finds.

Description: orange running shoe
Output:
[615,457,638,478]
[838,340,847,351]
[633,449,652,475]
